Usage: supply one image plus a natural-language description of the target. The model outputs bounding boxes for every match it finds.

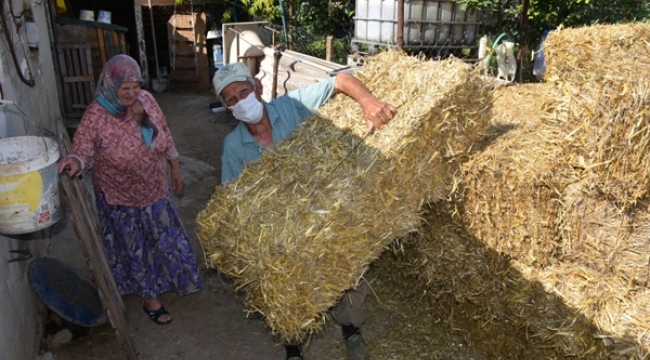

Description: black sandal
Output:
[285,344,302,360]
[143,305,172,325]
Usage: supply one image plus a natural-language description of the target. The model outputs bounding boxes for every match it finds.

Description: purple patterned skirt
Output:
[96,190,205,299]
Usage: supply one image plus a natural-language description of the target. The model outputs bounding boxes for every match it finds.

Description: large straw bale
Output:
[456,37,650,356]
[559,176,650,285]
[363,206,616,359]
[365,184,650,358]
[351,24,650,358]
[196,51,493,343]
[460,118,579,265]
[544,22,650,84]
[543,23,650,208]
[458,82,567,265]
[517,263,650,358]
[362,207,650,359]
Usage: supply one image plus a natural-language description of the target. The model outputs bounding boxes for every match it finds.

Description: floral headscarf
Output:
[95,54,143,117]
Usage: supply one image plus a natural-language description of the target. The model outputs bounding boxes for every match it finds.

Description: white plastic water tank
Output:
[353,0,479,47]
[357,0,397,43]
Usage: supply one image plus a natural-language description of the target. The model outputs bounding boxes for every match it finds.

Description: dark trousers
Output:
[329,279,369,328]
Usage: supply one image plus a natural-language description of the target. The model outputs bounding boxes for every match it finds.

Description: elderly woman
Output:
[58,54,204,325]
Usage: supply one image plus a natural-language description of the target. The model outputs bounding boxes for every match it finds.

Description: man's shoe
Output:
[342,325,368,360]
[286,344,302,360]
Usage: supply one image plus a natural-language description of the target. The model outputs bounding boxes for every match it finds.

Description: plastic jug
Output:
[496,41,516,82]
[213,44,223,70]
[532,30,549,80]
[478,35,488,60]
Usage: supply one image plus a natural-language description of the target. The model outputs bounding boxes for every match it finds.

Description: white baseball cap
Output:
[213,62,252,97]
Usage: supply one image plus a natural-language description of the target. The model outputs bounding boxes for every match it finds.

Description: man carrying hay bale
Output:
[216,62,397,185]
[212,62,396,360]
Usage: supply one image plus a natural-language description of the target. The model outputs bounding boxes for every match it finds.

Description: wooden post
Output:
[147,0,160,78]
[236,32,240,63]
[272,47,282,100]
[326,36,333,62]
[57,119,138,360]
[97,28,107,65]
[515,0,530,82]
[134,6,149,87]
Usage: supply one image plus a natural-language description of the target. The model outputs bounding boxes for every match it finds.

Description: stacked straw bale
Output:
[559,177,650,285]
[544,23,650,208]
[463,22,650,266]
[461,120,578,265]
[196,50,493,343]
[455,22,650,357]
[460,81,573,265]
[363,206,617,359]
[363,80,650,357]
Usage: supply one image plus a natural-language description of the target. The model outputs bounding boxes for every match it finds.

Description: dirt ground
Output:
[46,89,349,360]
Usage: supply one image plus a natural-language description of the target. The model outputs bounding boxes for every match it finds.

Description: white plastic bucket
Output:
[79,9,94,21]
[97,10,111,24]
[0,136,61,235]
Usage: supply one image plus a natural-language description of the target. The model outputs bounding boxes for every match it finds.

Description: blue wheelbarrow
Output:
[28,257,107,327]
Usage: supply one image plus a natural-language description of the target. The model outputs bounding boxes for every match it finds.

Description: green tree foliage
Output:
[216,0,280,23]
[240,0,283,22]
[456,0,650,48]
[293,0,355,37]
[217,0,355,37]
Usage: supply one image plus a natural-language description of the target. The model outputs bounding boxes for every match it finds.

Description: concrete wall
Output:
[0,0,63,359]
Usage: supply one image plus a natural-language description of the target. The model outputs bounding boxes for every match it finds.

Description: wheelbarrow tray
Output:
[28,257,106,327]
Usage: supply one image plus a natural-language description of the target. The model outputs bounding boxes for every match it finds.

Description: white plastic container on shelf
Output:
[208,30,224,70]
[213,44,223,70]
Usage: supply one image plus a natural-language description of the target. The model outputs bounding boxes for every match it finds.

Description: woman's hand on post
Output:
[57,157,81,177]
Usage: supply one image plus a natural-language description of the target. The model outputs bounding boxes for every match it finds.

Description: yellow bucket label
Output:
[0,171,43,213]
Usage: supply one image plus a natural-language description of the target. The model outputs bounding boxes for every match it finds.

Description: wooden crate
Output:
[55,17,128,83]
[54,17,128,128]
[167,12,209,90]
[57,43,95,128]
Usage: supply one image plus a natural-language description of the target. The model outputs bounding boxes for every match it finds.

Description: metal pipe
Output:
[278,0,289,45]
[397,0,404,51]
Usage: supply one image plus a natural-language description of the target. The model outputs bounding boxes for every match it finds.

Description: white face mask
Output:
[229,92,264,124]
